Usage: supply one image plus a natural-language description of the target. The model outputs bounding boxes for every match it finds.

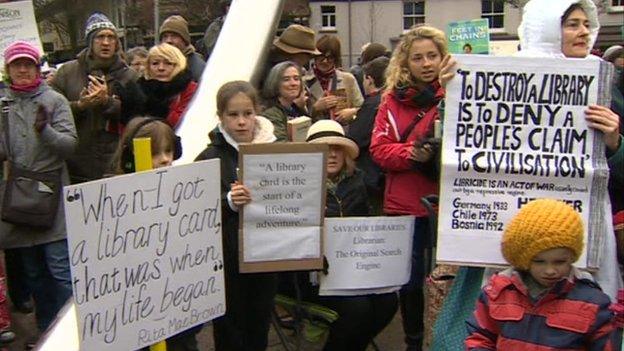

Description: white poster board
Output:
[239,143,326,272]
[64,160,225,351]
[437,55,611,268]
[320,216,414,295]
[0,0,43,67]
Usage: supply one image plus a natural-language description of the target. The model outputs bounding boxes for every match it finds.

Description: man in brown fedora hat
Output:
[272,24,321,68]
[259,24,320,83]
[258,24,320,111]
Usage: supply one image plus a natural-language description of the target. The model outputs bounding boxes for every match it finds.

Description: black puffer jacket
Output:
[326,169,370,218]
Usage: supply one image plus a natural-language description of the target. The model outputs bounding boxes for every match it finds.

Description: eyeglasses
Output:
[316,54,335,63]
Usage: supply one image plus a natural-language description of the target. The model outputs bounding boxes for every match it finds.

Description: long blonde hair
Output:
[385,25,447,90]
[144,43,187,80]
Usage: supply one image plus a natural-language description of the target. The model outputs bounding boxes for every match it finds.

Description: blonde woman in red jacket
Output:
[369,25,447,351]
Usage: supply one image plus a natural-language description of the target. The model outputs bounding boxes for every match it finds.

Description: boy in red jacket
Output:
[465,199,620,350]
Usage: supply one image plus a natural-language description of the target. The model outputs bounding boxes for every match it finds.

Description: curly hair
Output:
[385,25,447,90]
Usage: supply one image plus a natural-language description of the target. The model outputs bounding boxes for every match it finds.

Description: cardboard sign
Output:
[437,55,612,268]
[64,160,225,350]
[0,0,43,68]
[320,216,414,295]
[238,143,327,273]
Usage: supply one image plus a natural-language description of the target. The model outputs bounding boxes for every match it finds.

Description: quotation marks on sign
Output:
[66,188,81,202]
[213,260,223,272]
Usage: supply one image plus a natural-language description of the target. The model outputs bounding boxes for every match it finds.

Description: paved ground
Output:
[7,306,405,351]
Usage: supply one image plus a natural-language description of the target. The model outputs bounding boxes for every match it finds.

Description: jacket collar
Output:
[77,48,129,75]
[486,266,592,301]
[212,116,277,151]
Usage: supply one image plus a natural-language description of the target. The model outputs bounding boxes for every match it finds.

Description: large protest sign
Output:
[447,19,489,55]
[239,143,327,273]
[64,160,225,351]
[438,55,612,268]
[320,216,413,296]
[0,0,43,67]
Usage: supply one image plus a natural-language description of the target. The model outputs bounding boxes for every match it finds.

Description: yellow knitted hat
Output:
[501,199,584,270]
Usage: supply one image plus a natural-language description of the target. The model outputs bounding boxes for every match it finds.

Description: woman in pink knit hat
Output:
[1,40,77,346]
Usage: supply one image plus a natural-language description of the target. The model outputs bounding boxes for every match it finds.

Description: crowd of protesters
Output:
[0,0,623,350]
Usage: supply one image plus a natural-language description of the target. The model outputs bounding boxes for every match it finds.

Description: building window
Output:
[481,0,504,29]
[612,0,623,6]
[403,1,425,30]
[321,5,336,30]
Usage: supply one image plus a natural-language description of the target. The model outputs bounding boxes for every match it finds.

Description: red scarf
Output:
[312,64,336,92]
[10,76,43,93]
[392,81,443,108]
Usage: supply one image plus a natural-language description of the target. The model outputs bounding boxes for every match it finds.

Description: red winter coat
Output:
[369,84,444,217]
[166,81,197,129]
[466,269,618,351]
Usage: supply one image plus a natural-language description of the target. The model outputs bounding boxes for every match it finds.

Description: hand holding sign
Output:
[230,182,252,206]
[439,54,457,88]
[584,104,621,152]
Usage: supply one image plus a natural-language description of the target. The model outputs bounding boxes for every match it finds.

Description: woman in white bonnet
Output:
[515,0,623,300]
[430,1,624,349]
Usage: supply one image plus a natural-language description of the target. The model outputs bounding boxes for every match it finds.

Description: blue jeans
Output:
[16,239,72,331]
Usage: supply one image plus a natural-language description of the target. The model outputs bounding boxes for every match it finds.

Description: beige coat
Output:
[305,69,364,121]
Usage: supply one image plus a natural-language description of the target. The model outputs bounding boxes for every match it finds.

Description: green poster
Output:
[447,19,490,55]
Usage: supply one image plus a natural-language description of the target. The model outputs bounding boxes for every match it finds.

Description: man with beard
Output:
[51,12,143,184]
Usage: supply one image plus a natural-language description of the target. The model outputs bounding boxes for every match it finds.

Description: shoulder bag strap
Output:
[399,110,426,143]
[1,100,11,160]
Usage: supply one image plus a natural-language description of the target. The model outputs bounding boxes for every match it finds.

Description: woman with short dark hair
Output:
[306,35,364,124]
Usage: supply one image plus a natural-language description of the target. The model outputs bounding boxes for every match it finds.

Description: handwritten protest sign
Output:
[320,216,413,296]
[0,0,43,68]
[64,160,225,351]
[438,55,612,268]
[239,143,327,273]
[447,19,489,55]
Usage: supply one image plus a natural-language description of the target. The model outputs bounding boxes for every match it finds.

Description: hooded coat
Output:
[432,2,622,350]
[516,0,599,58]
[515,0,624,299]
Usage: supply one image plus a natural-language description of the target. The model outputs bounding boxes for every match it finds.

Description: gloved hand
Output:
[34,105,51,133]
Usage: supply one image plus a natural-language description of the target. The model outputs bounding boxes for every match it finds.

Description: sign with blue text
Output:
[438,55,612,268]
[63,160,225,351]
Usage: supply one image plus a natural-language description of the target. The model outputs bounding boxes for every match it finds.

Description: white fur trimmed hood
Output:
[517,0,599,58]
[217,115,277,150]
